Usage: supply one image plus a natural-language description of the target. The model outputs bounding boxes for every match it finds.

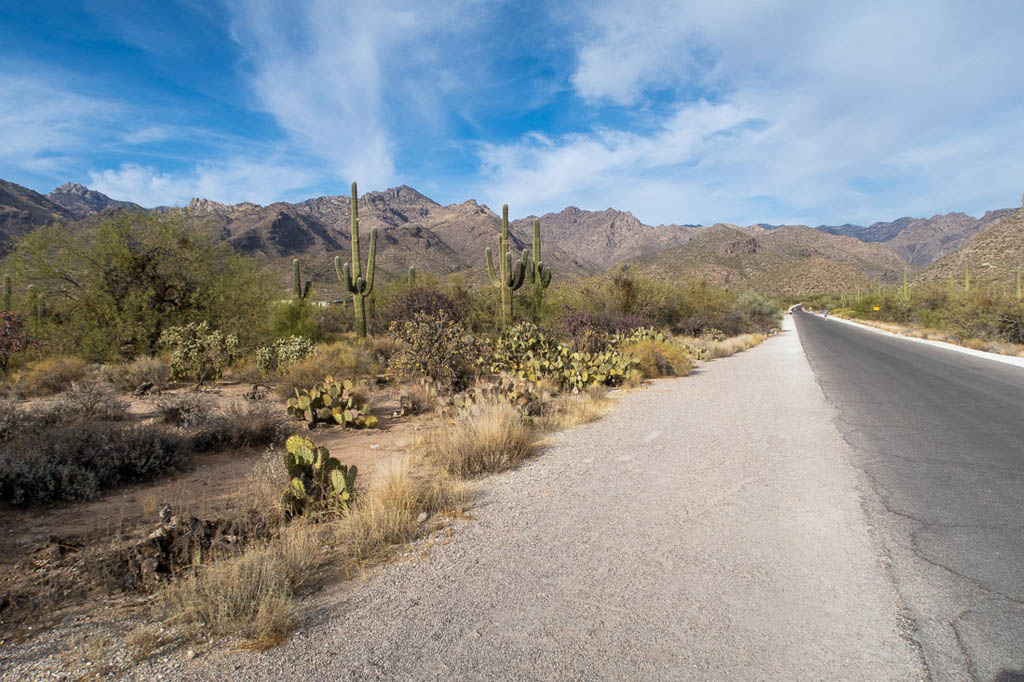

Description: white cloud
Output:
[87,160,320,207]
[479,0,1024,225]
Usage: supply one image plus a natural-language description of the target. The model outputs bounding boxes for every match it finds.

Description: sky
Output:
[2,0,1023,227]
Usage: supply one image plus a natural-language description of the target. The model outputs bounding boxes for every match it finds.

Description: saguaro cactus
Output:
[2,274,9,312]
[527,219,552,320]
[293,259,311,300]
[486,204,528,326]
[1017,266,1021,301]
[408,266,416,287]
[903,267,909,301]
[335,182,377,337]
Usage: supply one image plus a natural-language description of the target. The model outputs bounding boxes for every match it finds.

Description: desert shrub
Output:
[398,382,437,415]
[154,392,214,428]
[624,340,695,378]
[254,336,316,375]
[420,398,535,477]
[0,398,26,442]
[46,379,129,423]
[383,286,462,326]
[192,400,289,452]
[101,356,171,391]
[388,311,480,391]
[0,422,187,505]
[554,307,605,352]
[734,290,782,332]
[0,312,32,372]
[160,322,238,388]
[19,355,91,396]
[154,394,288,450]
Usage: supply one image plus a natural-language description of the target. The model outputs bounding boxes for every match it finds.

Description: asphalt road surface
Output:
[123,318,923,681]
[795,311,1024,682]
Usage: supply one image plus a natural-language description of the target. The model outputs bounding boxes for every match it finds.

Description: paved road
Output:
[129,319,923,681]
[794,311,1024,682]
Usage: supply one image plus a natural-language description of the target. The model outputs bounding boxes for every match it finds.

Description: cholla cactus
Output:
[485,204,527,326]
[336,182,377,337]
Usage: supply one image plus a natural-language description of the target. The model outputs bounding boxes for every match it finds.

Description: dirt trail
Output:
[125,318,924,681]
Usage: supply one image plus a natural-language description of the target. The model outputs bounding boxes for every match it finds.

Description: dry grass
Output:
[538,385,613,431]
[160,520,323,646]
[276,340,381,397]
[18,355,92,396]
[101,356,171,392]
[337,455,469,559]
[418,399,536,477]
[703,333,766,358]
[624,339,694,378]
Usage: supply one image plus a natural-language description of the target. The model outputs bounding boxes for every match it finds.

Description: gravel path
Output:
[121,320,923,680]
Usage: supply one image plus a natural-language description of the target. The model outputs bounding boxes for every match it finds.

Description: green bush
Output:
[4,213,277,360]
[623,339,694,378]
[160,322,238,388]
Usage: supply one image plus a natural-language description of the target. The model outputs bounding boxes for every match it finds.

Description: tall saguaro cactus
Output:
[485,204,528,326]
[1017,266,1021,301]
[2,274,10,312]
[335,182,377,337]
[902,267,909,301]
[408,266,416,287]
[527,218,552,320]
[293,259,312,300]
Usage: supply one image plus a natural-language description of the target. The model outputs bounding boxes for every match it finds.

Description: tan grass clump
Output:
[160,521,323,646]
[538,385,613,431]
[419,399,536,477]
[704,333,765,358]
[624,339,694,378]
[338,455,469,558]
[19,355,91,396]
[101,356,171,392]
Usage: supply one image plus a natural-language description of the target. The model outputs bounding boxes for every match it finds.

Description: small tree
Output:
[160,321,238,388]
[0,313,31,372]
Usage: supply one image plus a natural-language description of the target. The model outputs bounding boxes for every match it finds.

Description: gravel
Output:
[7,318,926,680]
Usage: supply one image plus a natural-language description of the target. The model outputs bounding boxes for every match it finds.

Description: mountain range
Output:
[0,178,1020,296]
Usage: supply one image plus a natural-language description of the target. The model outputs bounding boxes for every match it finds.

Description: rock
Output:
[416,512,428,524]
[186,649,196,660]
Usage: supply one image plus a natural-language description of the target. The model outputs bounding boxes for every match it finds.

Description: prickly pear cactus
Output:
[285,375,379,429]
[281,434,357,517]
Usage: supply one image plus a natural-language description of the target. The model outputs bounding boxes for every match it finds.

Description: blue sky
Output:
[2,1,1023,226]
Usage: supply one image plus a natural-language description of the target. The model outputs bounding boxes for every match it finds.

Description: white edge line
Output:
[802,312,1024,369]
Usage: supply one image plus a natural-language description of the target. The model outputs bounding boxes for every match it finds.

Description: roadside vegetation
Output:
[799,274,1024,357]
[0,193,780,675]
